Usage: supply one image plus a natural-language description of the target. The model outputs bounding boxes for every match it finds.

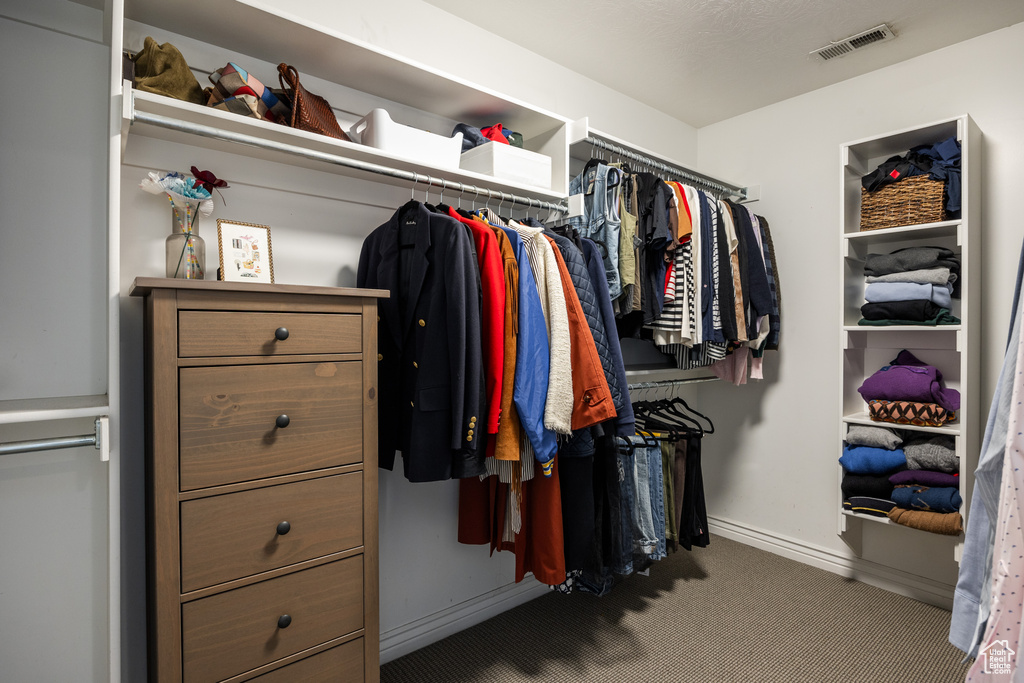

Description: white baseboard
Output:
[379,579,549,663]
[708,514,955,609]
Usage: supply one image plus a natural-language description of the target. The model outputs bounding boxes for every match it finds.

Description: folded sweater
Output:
[842,473,897,499]
[887,507,963,536]
[858,350,960,412]
[864,281,952,309]
[839,444,907,475]
[865,267,954,286]
[889,469,959,487]
[891,484,962,513]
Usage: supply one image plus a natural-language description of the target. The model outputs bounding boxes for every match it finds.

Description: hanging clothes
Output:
[952,240,1024,659]
[356,201,485,482]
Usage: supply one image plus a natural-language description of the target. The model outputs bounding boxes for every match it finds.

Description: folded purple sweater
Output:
[857,350,960,412]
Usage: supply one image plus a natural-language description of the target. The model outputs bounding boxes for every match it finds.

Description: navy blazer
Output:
[357,202,485,482]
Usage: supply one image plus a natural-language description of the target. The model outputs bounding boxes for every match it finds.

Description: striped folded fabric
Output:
[206,62,290,123]
[868,399,955,427]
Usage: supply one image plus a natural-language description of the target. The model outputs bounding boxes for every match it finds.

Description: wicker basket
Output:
[860,175,945,231]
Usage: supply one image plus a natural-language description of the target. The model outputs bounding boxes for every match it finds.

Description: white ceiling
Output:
[425,0,1024,128]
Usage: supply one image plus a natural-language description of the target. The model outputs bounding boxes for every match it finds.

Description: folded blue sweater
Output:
[891,484,962,513]
[840,444,907,475]
[865,281,953,308]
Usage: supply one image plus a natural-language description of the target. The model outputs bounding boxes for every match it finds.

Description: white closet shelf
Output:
[843,220,960,244]
[0,395,109,425]
[841,510,892,526]
[126,90,568,205]
[842,411,961,436]
[123,0,567,138]
[843,325,962,332]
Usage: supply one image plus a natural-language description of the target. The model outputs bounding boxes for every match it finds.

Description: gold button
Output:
[468,429,474,436]
[410,401,414,407]
[418,319,426,327]
[467,436,473,442]
[413,361,418,368]
[377,354,383,361]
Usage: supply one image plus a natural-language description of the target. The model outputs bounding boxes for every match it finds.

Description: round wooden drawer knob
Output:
[274,327,289,341]
[277,614,292,629]
[276,521,291,535]
[275,414,290,429]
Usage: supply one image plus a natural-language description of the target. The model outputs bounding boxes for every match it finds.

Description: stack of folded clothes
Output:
[857,350,959,427]
[840,425,904,517]
[859,246,961,326]
[886,433,963,535]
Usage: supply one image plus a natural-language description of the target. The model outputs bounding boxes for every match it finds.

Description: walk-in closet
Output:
[4,1,1024,681]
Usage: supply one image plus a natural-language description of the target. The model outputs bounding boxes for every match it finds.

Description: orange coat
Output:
[544,235,615,430]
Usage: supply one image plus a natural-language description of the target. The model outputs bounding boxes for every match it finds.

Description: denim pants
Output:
[646,444,667,559]
[631,440,658,556]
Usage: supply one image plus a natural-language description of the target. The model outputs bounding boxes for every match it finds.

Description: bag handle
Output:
[277,63,301,127]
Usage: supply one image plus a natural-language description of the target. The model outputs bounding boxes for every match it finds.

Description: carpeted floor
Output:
[381,536,971,683]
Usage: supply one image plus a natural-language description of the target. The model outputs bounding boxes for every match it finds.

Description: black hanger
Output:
[667,396,715,435]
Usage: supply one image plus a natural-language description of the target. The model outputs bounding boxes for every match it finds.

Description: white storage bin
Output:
[460,141,552,189]
[350,108,462,170]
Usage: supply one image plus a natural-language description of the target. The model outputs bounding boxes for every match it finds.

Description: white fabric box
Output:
[459,141,552,189]
[350,108,462,169]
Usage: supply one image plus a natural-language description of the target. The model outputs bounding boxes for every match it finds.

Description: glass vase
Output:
[165,204,205,279]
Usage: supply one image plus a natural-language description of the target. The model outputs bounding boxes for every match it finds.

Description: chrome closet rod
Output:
[627,377,719,391]
[585,135,747,200]
[132,110,570,215]
[0,417,105,457]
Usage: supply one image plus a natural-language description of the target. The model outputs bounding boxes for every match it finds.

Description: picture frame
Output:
[217,220,275,283]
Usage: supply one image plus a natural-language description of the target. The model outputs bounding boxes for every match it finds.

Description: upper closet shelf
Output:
[126,89,569,211]
[123,0,568,138]
[567,117,750,200]
[0,395,109,425]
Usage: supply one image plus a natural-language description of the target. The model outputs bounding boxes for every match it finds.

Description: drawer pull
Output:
[277,614,292,629]
[274,327,290,341]
[275,414,290,429]
[276,521,291,536]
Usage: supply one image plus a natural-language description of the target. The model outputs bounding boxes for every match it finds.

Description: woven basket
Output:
[860,175,945,231]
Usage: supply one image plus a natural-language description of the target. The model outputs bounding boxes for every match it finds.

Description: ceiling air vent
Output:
[812,24,896,61]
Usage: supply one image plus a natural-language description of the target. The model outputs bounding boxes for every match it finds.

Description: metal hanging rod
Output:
[0,417,107,458]
[132,110,570,215]
[585,136,747,200]
[627,377,719,391]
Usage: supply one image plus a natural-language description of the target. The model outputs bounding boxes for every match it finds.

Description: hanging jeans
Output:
[631,438,659,556]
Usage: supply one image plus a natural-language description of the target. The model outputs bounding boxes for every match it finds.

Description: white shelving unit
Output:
[837,115,981,562]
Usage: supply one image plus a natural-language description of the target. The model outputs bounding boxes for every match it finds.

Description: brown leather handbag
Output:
[277,63,350,141]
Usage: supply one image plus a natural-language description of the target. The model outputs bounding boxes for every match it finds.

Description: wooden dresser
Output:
[130,278,387,683]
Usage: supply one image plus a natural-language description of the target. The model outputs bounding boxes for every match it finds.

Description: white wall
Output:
[0,2,111,681]
[695,22,1024,590]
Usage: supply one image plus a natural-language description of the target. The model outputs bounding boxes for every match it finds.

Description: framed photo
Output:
[217,220,275,283]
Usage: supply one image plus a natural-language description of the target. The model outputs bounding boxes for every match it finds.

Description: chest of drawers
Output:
[131,278,386,682]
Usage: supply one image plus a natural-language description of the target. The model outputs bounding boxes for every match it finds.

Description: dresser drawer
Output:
[178,311,361,357]
[247,639,364,683]
[182,557,363,683]
[179,362,362,490]
[180,474,363,592]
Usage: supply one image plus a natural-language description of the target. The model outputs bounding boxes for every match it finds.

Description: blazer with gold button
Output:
[358,201,486,482]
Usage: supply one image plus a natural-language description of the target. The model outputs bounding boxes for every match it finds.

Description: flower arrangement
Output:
[140,167,229,278]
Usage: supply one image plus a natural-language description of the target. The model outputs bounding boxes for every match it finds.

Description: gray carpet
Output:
[382,536,971,682]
